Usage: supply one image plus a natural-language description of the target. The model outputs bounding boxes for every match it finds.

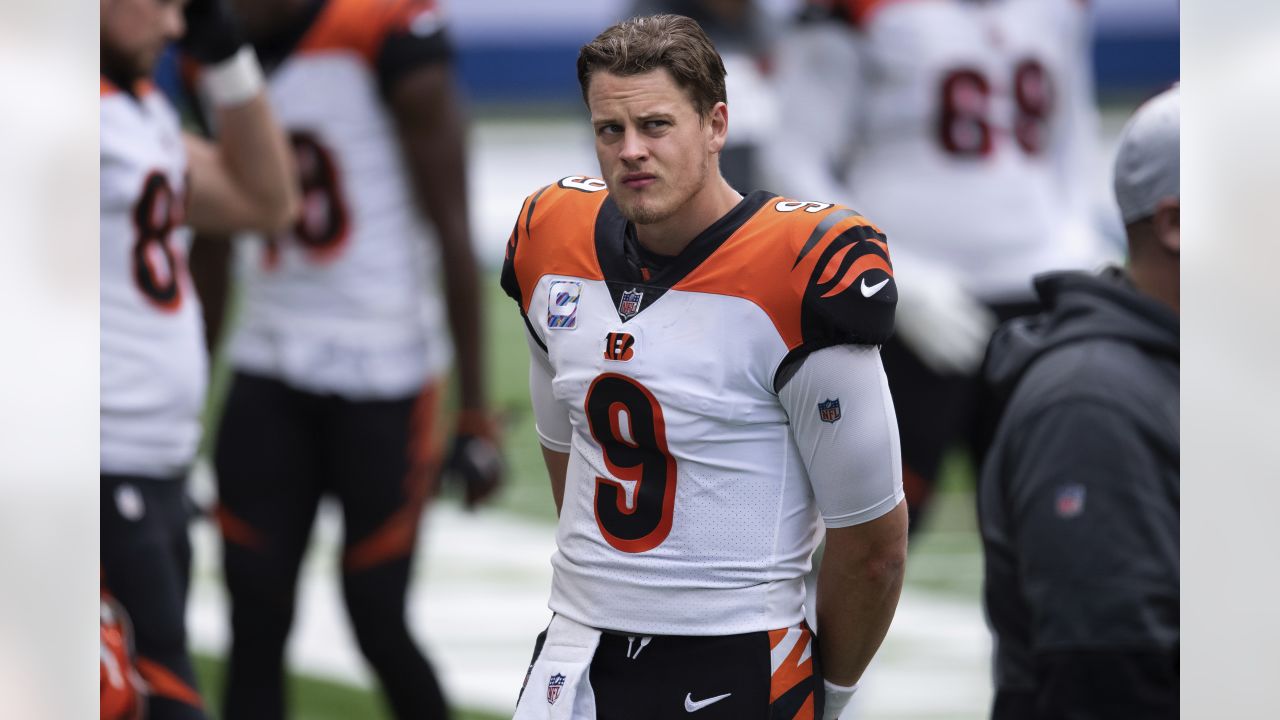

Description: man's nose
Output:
[618,128,648,164]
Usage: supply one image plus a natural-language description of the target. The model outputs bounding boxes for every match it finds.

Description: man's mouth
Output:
[621,173,657,190]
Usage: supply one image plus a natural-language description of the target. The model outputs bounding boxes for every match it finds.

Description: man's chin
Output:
[617,200,667,226]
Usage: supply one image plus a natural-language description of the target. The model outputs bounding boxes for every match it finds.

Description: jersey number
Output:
[584,374,677,553]
[266,132,349,268]
[132,171,184,311]
[939,60,1053,158]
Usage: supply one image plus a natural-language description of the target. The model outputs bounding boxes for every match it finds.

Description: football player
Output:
[201,0,503,717]
[503,15,907,720]
[762,0,1109,530]
[101,0,298,718]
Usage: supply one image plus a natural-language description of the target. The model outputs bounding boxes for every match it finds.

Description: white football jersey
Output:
[503,178,898,635]
[100,77,206,479]
[768,0,1103,301]
[228,0,453,398]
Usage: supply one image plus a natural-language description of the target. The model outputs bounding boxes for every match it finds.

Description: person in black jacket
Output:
[978,85,1179,720]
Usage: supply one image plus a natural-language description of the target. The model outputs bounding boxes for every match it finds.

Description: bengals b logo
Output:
[604,332,635,362]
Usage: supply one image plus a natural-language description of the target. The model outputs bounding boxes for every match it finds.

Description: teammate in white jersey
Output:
[101,0,297,718]
[503,15,907,720]
[200,1,504,717]
[763,0,1109,530]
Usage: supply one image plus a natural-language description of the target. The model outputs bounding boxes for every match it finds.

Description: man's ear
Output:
[1153,197,1179,255]
[707,101,729,154]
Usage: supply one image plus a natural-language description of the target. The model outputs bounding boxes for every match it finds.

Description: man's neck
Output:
[634,176,743,257]
[1128,261,1179,316]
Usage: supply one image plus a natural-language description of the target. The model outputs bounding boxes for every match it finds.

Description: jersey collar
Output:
[594,190,776,322]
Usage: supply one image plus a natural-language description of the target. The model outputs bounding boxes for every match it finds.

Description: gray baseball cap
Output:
[1114,85,1180,224]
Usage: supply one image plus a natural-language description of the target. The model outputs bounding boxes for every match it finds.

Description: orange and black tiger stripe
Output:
[769,623,819,720]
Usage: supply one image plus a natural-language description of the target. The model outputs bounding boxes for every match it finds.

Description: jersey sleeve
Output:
[779,344,903,528]
[791,206,897,349]
[527,332,571,453]
[373,0,453,96]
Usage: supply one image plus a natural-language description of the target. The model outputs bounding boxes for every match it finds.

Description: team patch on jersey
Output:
[603,332,636,362]
[547,281,583,330]
[818,399,842,424]
[547,673,566,704]
[618,288,644,319]
[1055,484,1086,518]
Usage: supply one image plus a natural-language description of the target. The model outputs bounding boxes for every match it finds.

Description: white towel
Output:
[512,615,603,720]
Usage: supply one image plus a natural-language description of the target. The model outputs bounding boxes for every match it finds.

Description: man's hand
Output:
[441,412,504,510]
[894,262,996,376]
[179,0,244,65]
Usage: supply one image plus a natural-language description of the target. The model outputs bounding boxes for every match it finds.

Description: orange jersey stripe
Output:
[135,658,203,709]
[512,181,608,314]
[345,380,442,573]
[214,505,267,550]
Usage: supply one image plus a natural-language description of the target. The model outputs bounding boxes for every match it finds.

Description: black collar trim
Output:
[594,190,776,322]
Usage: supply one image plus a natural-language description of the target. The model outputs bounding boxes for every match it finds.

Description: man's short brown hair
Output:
[577,14,728,118]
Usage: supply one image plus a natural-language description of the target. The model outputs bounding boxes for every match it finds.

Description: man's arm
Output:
[388,64,483,414]
[184,90,298,235]
[1005,400,1179,717]
[778,344,908,715]
[527,334,571,516]
[180,0,298,235]
[541,447,569,517]
[817,501,908,684]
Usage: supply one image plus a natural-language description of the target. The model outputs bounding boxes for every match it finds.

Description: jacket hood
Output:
[984,267,1179,395]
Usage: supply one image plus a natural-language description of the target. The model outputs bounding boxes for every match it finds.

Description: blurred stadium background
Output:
[169,1,1179,718]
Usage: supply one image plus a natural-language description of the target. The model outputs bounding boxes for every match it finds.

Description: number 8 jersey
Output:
[100,77,206,479]
[502,178,898,635]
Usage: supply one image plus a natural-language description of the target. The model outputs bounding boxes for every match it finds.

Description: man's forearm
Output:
[210,94,298,226]
[815,502,908,685]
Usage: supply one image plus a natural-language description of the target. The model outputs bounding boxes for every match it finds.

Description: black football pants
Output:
[101,473,207,720]
[214,371,447,719]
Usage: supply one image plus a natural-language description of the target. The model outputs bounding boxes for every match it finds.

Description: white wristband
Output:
[200,46,264,108]
[822,679,860,720]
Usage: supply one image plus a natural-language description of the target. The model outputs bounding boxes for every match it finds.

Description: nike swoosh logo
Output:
[860,277,890,297]
[684,692,732,712]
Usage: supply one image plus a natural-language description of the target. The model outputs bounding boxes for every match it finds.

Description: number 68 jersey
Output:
[502,178,897,635]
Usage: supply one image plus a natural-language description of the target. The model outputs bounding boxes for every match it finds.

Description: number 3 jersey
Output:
[100,78,205,479]
[769,0,1103,302]
[227,0,453,398]
[502,178,898,635]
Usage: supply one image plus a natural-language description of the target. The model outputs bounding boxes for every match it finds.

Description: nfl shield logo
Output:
[618,288,644,319]
[1055,484,1086,518]
[818,398,841,424]
[547,673,566,705]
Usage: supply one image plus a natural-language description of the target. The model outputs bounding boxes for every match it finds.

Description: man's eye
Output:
[597,124,622,136]
[645,120,669,129]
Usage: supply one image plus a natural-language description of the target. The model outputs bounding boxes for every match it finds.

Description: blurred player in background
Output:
[627,0,778,192]
[504,15,906,719]
[764,0,1109,530]
[201,0,503,717]
[101,0,298,717]
[978,85,1179,720]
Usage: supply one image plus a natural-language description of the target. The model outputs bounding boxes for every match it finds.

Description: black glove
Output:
[180,0,245,65]
[441,428,504,511]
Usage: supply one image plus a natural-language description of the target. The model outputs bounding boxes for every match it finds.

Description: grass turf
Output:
[192,653,505,720]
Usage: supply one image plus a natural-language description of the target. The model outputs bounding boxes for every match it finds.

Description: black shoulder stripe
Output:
[524,183,552,241]
[793,208,861,269]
